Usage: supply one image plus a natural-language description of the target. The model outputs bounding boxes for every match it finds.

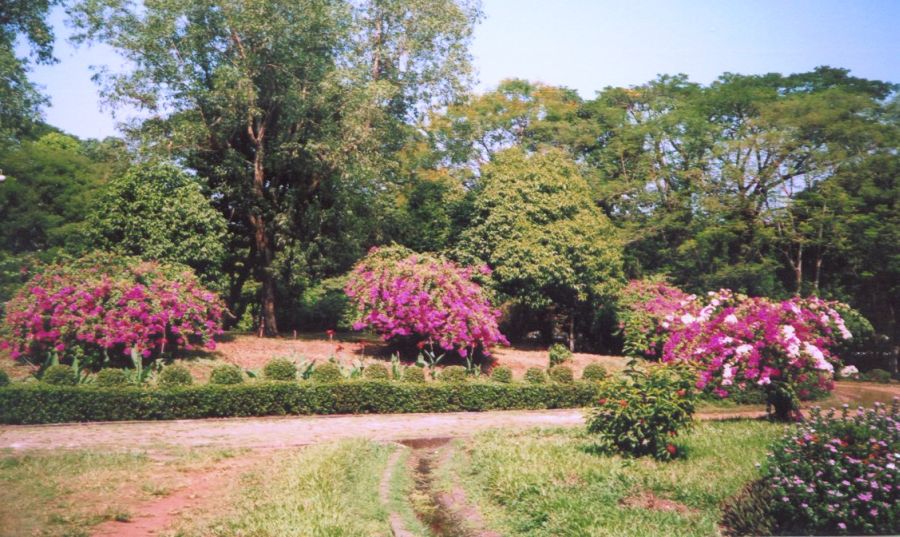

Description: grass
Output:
[0,447,242,537]
[444,420,789,537]
[170,439,395,537]
[386,447,431,536]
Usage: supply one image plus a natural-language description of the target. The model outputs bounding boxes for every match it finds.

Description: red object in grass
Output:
[666,444,677,455]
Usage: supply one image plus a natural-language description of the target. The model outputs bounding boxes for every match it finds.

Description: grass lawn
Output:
[169,439,396,537]
[0,446,242,537]
[441,421,789,537]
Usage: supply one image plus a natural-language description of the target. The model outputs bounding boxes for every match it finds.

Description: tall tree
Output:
[0,0,60,140]
[71,0,481,336]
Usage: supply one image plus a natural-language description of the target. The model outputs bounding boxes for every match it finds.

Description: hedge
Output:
[0,381,601,425]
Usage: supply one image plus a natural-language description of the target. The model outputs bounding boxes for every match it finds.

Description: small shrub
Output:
[720,479,776,537]
[524,367,546,384]
[864,368,892,383]
[363,363,391,380]
[0,369,9,387]
[586,364,695,460]
[209,364,243,385]
[310,362,343,383]
[548,365,574,384]
[439,365,468,383]
[582,363,607,381]
[263,358,297,381]
[548,343,572,367]
[158,364,193,387]
[402,366,426,383]
[837,364,860,380]
[758,402,899,535]
[95,368,129,388]
[491,366,513,384]
[42,365,77,386]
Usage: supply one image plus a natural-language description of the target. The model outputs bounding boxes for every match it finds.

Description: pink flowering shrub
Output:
[661,289,851,420]
[755,401,898,535]
[344,246,508,357]
[616,278,694,359]
[1,253,224,369]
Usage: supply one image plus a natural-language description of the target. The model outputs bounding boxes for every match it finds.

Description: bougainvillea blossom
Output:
[345,247,507,356]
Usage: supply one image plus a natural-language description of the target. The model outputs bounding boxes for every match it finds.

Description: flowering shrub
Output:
[838,365,860,380]
[616,278,694,359]
[759,401,899,535]
[661,290,851,420]
[586,363,695,460]
[345,246,507,357]
[1,253,224,370]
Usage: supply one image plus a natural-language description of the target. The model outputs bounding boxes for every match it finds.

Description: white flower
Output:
[804,342,833,372]
[681,313,696,325]
[781,325,796,339]
[724,314,738,324]
[758,376,771,386]
[839,365,859,379]
[735,344,753,355]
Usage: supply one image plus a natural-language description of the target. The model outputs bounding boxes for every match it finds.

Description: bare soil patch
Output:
[620,490,697,515]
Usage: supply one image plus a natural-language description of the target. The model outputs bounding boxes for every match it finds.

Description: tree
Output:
[85,162,229,290]
[0,0,60,140]
[458,148,624,350]
[71,0,481,336]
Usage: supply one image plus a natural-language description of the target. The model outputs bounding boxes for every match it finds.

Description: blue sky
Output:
[26,0,900,140]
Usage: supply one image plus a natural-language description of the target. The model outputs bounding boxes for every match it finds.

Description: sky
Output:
[25,0,900,140]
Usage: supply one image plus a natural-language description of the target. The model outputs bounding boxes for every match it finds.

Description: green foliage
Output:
[863,368,893,383]
[42,364,76,386]
[524,367,547,384]
[263,358,297,381]
[401,366,426,383]
[209,365,243,385]
[439,365,468,383]
[581,363,607,382]
[757,403,899,535]
[586,364,695,460]
[310,362,344,384]
[362,363,390,380]
[158,365,193,388]
[548,343,572,367]
[84,162,228,290]
[490,366,513,384]
[95,368,128,388]
[720,479,776,537]
[0,381,601,424]
[293,276,351,331]
[458,149,624,343]
[0,369,9,387]
[548,364,574,384]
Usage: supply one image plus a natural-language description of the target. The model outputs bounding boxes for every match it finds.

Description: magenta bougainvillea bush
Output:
[345,246,507,357]
[660,289,852,419]
[1,253,224,368]
[617,278,694,359]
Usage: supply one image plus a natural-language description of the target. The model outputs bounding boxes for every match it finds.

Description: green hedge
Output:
[0,381,601,425]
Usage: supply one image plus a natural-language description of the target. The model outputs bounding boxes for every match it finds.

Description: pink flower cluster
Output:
[617,279,693,359]
[1,256,224,366]
[660,289,851,398]
[345,248,508,356]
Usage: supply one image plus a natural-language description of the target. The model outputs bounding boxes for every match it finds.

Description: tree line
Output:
[1,0,896,353]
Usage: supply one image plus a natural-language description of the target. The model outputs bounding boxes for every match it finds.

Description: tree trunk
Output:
[568,314,575,352]
[794,243,803,296]
[251,213,278,337]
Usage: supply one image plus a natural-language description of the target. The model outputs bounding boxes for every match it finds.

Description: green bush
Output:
[209,364,244,385]
[43,365,77,386]
[753,402,900,535]
[720,479,776,537]
[581,363,607,381]
[0,380,602,424]
[864,368,893,383]
[402,366,426,383]
[548,365,574,384]
[439,366,468,383]
[158,364,193,387]
[363,363,391,380]
[0,369,9,387]
[95,368,129,388]
[548,343,572,367]
[524,367,546,384]
[263,358,297,381]
[586,364,695,460]
[310,362,343,383]
[491,366,513,384]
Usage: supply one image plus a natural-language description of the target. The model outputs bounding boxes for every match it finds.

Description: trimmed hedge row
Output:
[0,381,601,425]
